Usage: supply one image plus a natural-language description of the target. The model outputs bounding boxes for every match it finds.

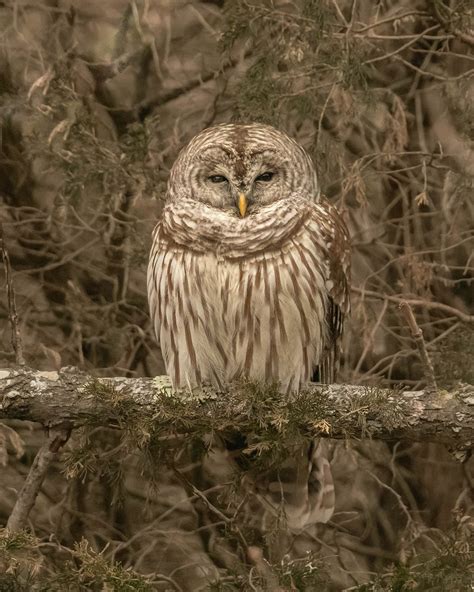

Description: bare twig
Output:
[173,465,286,588]
[353,287,474,325]
[364,25,440,65]
[83,47,151,82]
[0,224,26,366]
[431,1,474,48]
[399,301,438,394]
[172,465,252,557]
[171,466,231,526]
[6,427,70,532]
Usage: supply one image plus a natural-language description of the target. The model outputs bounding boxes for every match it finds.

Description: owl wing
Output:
[147,222,164,346]
[311,200,351,384]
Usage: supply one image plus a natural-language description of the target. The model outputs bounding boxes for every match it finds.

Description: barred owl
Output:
[148,123,350,529]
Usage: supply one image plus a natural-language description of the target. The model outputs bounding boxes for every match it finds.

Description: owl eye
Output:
[209,175,228,184]
[256,172,274,182]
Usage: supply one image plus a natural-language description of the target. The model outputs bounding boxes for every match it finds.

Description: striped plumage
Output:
[147,123,350,528]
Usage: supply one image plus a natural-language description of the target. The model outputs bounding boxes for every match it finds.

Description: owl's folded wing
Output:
[311,200,351,384]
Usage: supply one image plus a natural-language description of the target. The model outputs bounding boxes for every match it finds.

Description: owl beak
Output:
[237,193,248,217]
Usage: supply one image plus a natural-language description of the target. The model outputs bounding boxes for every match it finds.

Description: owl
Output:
[147,123,350,529]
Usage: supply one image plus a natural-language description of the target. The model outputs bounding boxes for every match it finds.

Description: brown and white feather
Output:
[147,123,350,529]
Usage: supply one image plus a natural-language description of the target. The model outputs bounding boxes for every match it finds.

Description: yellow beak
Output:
[238,193,247,217]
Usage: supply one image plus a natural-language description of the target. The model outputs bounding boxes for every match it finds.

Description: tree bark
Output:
[0,366,473,450]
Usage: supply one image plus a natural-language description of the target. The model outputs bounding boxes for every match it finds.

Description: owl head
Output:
[167,123,320,217]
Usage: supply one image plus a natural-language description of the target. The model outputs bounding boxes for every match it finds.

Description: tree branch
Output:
[399,300,438,394]
[353,287,474,325]
[0,367,473,450]
[0,226,26,367]
[6,427,69,533]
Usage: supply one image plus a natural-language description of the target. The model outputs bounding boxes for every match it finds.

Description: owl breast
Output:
[148,220,329,393]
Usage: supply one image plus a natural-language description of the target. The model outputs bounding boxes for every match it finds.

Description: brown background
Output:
[0,1,473,589]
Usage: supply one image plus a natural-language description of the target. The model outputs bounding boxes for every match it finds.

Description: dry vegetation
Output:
[0,0,473,590]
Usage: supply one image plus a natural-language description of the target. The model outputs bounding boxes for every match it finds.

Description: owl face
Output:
[194,144,290,216]
[168,123,319,217]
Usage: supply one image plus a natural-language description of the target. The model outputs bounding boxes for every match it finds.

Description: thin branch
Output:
[364,26,440,65]
[172,465,251,560]
[431,1,474,48]
[353,287,474,325]
[6,427,70,532]
[0,225,26,366]
[399,301,438,394]
[353,11,431,33]
[83,47,152,82]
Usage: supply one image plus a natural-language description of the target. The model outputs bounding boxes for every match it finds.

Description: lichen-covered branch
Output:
[1,367,473,450]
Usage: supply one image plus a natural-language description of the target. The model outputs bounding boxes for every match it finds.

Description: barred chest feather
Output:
[147,200,332,393]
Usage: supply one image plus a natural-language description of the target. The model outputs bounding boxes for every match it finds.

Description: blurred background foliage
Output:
[0,0,473,589]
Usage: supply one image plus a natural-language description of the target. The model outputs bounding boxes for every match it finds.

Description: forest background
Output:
[0,0,473,590]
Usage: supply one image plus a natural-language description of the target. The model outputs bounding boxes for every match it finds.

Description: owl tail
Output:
[253,440,335,531]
